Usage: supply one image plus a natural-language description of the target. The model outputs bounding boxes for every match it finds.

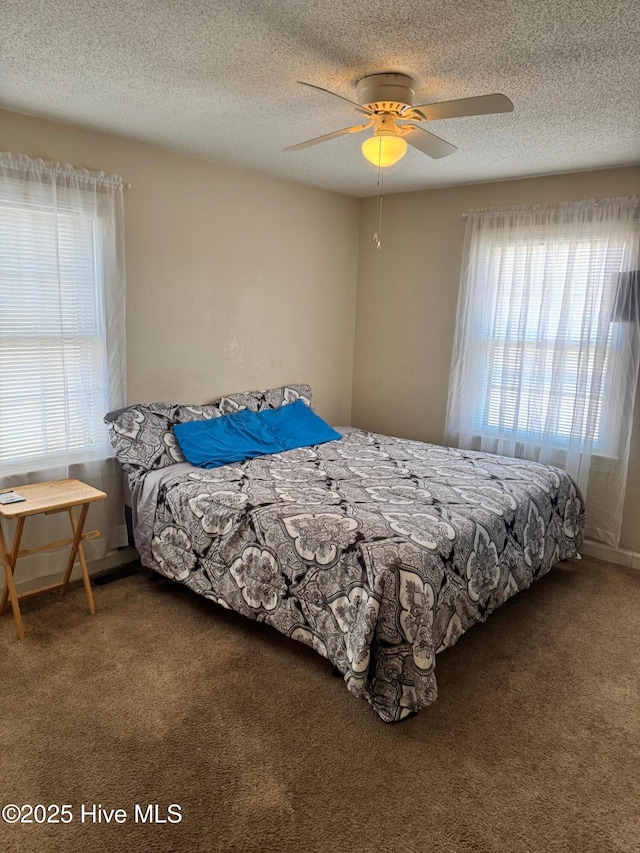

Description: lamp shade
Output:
[361,133,408,168]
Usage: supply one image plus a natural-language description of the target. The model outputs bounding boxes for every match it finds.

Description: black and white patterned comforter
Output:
[133,430,584,722]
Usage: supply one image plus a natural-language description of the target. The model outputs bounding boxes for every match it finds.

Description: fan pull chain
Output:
[373,158,383,250]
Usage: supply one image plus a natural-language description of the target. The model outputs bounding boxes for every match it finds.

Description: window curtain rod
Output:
[0,150,131,189]
[462,196,639,217]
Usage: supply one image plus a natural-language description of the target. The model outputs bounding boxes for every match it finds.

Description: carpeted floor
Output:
[1,556,639,853]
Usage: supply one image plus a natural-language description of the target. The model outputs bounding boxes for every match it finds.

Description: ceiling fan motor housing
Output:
[356,73,416,113]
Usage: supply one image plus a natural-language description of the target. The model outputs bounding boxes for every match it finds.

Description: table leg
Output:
[0,517,26,640]
[61,504,95,616]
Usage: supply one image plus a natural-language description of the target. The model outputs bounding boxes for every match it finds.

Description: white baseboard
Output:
[12,546,139,596]
[580,538,640,570]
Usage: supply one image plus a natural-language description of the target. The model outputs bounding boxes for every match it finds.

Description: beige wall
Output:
[0,109,359,425]
[353,166,640,551]
[3,106,640,552]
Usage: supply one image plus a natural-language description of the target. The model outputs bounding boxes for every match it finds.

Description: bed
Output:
[106,384,585,722]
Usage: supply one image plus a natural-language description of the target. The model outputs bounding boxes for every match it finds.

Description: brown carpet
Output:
[1,556,639,853]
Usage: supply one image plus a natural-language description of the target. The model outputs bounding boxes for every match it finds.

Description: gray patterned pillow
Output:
[194,383,312,416]
[105,384,312,487]
[104,402,187,487]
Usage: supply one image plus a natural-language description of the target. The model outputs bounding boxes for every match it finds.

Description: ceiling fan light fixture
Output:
[361,132,408,168]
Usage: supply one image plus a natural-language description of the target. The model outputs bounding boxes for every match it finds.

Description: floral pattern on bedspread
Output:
[138,431,584,722]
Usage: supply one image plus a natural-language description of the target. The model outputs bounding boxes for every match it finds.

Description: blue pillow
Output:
[257,400,342,451]
[173,401,341,469]
[173,408,281,468]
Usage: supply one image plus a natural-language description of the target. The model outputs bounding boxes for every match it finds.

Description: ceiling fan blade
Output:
[285,122,371,152]
[401,125,458,159]
[410,93,514,122]
[298,81,373,116]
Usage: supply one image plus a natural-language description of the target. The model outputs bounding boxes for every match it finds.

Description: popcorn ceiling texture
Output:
[1,0,638,197]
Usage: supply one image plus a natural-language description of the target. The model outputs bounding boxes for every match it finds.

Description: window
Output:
[0,153,125,478]
[445,198,640,547]
[476,233,625,454]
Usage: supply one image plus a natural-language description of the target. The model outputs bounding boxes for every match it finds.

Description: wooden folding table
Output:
[0,479,107,640]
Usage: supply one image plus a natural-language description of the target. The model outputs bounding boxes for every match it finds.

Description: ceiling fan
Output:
[286,72,514,168]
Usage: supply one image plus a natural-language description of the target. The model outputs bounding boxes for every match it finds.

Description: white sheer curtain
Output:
[445,197,640,547]
[0,151,128,584]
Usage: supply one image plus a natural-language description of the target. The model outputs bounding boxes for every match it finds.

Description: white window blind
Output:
[476,236,624,453]
[0,204,110,469]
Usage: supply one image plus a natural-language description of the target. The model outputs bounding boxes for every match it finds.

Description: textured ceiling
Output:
[1,0,639,197]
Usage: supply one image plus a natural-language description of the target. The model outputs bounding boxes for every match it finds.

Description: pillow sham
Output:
[104,402,187,486]
[105,383,313,485]
[183,383,313,418]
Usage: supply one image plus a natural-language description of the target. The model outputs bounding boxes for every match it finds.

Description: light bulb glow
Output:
[361,132,408,168]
